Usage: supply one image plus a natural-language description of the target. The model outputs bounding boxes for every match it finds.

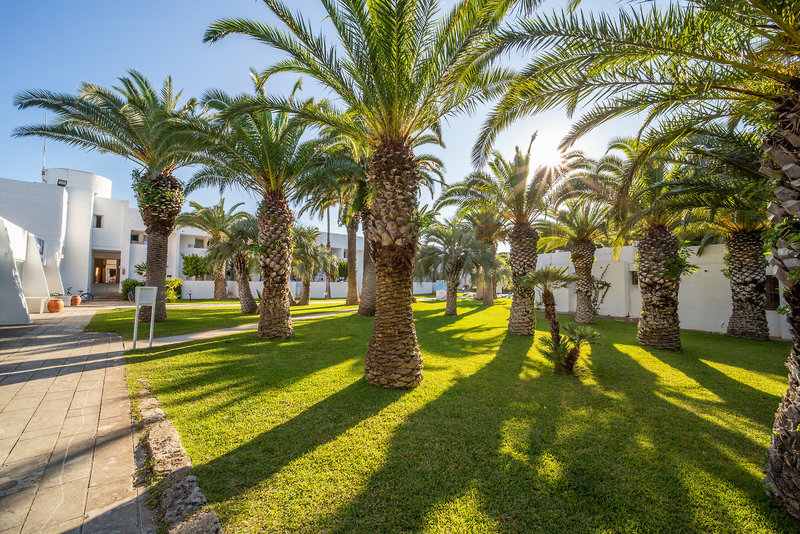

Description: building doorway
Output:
[92,252,121,295]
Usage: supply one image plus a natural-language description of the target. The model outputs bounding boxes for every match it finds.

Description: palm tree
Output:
[518,266,579,354]
[204,0,518,388]
[184,82,331,339]
[437,136,559,335]
[206,218,259,314]
[14,71,201,322]
[466,210,507,306]
[537,200,608,323]
[176,200,249,301]
[608,140,690,350]
[416,220,493,316]
[472,2,800,510]
[292,225,338,305]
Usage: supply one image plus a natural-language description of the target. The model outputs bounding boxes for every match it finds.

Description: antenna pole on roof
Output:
[41,113,47,182]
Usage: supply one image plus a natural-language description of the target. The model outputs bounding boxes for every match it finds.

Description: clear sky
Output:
[0,0,640,235]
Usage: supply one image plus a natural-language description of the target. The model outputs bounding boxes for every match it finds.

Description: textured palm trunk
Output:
[726,230,769,340]
[213,262,227,300]
[508,222,539,335]
[233,253,257,314]
[298,276,311,306]
[256,192,293,339]
[364,139,422,388]
[475,270,484,300]
[764,93,800,517]
[572,240,597,324]
[636,224,681,350]
[140,231,170,322]
[325,207,332,300]
[138,172,183,323]
[359,209,377,316]
[346,215,360,305]
[542,288,559,349]
[445,264,463,316]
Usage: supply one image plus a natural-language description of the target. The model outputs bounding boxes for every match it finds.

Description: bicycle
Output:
[65,287,95,303]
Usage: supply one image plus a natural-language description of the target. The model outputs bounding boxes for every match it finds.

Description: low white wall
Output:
[539,243,791,340]
[182,279,439,300]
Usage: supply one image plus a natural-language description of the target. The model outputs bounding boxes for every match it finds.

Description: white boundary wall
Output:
[181,279,436,300]
[537,243,791,340]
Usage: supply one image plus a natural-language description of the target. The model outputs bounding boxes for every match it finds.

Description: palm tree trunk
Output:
[364,139,422,388]
[445,269,461,316]
[256,192,293,339]
[542,288,559,349]
[325,206,332,300]
[358,209,376,316]
[137,171,183,323]
[213,261,227,300]
[726,230,769,340]
[233,253,257,314]
[484,242,497,306]
[298,276,311,305]
[139,230,169,322]
[346,215,360,305]
[572,240,597,324]
[636,224,681,350]
[508,222,539,335]
[475,269,484,300]
[764,93,800,518]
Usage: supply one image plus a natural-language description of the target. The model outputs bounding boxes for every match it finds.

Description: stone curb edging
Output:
[136,378,222,533]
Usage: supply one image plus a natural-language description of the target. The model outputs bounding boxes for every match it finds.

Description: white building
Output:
[0,168,207,324]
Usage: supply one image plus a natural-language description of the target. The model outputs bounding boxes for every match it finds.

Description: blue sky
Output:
[0,0,639,234]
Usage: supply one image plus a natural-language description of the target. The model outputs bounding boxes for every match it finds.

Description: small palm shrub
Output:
[560,323,601,375]
[165,277,183,302]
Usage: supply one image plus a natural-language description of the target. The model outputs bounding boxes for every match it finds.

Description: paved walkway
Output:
[0,308,156,534]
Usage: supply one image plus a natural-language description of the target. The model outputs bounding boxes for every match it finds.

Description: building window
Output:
[93,215,103,228]
[194,238,205,249]
[631,271,639,286]
[343,250,347,259]
[766,275,781,310]
[130,232,140,244]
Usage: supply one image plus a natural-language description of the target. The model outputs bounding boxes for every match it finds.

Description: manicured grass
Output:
[124,299,798,533]
[169,297,345,305]
[86,301,355,341]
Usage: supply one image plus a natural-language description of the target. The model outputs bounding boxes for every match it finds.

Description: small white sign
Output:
[132,286,157,350]
[435,280,447,300]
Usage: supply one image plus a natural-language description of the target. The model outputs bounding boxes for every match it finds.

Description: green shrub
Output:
[182,253,210,278]
[165,277,183,302]
[121,279,144,301]
[338,259,348,280]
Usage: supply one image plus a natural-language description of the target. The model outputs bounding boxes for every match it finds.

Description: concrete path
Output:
[134,308,359,349]
[0,308,157,534]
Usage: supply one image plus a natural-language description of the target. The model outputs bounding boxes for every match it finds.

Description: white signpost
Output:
[132,286,157,350]
[435,280,447,300]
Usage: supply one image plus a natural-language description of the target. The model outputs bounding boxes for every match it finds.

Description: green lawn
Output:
[86,301,355,341]
[123,299,798,533]
[168,297,346,305]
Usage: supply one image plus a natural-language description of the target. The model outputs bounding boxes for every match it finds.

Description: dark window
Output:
[631,271,639,286]
[131,232,139,244]
[766,275,781,310]
[93,215,103,228]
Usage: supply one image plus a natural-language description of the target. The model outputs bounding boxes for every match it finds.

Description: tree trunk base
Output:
[508,287,536,335]
[727,308,770,340]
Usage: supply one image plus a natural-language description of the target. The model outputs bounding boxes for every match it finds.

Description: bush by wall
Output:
[121,279,144,301]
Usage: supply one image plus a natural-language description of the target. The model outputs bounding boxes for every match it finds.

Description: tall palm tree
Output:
[292,225,339,305]
[184,82,331,339]
[465,210,507,306]
[472,2,800,511]
[206,218,259,314]
[416,220,493,316]
[537,200,608,323]
[204,0,518,388]
[176,200,250,301]
[437,136,559,335]
[14,71,201,321]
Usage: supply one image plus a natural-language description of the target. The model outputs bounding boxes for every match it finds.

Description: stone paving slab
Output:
[0,307,157,534]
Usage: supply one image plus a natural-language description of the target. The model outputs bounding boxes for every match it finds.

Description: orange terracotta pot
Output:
[70,295,81,306]
[47,299,64,313]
